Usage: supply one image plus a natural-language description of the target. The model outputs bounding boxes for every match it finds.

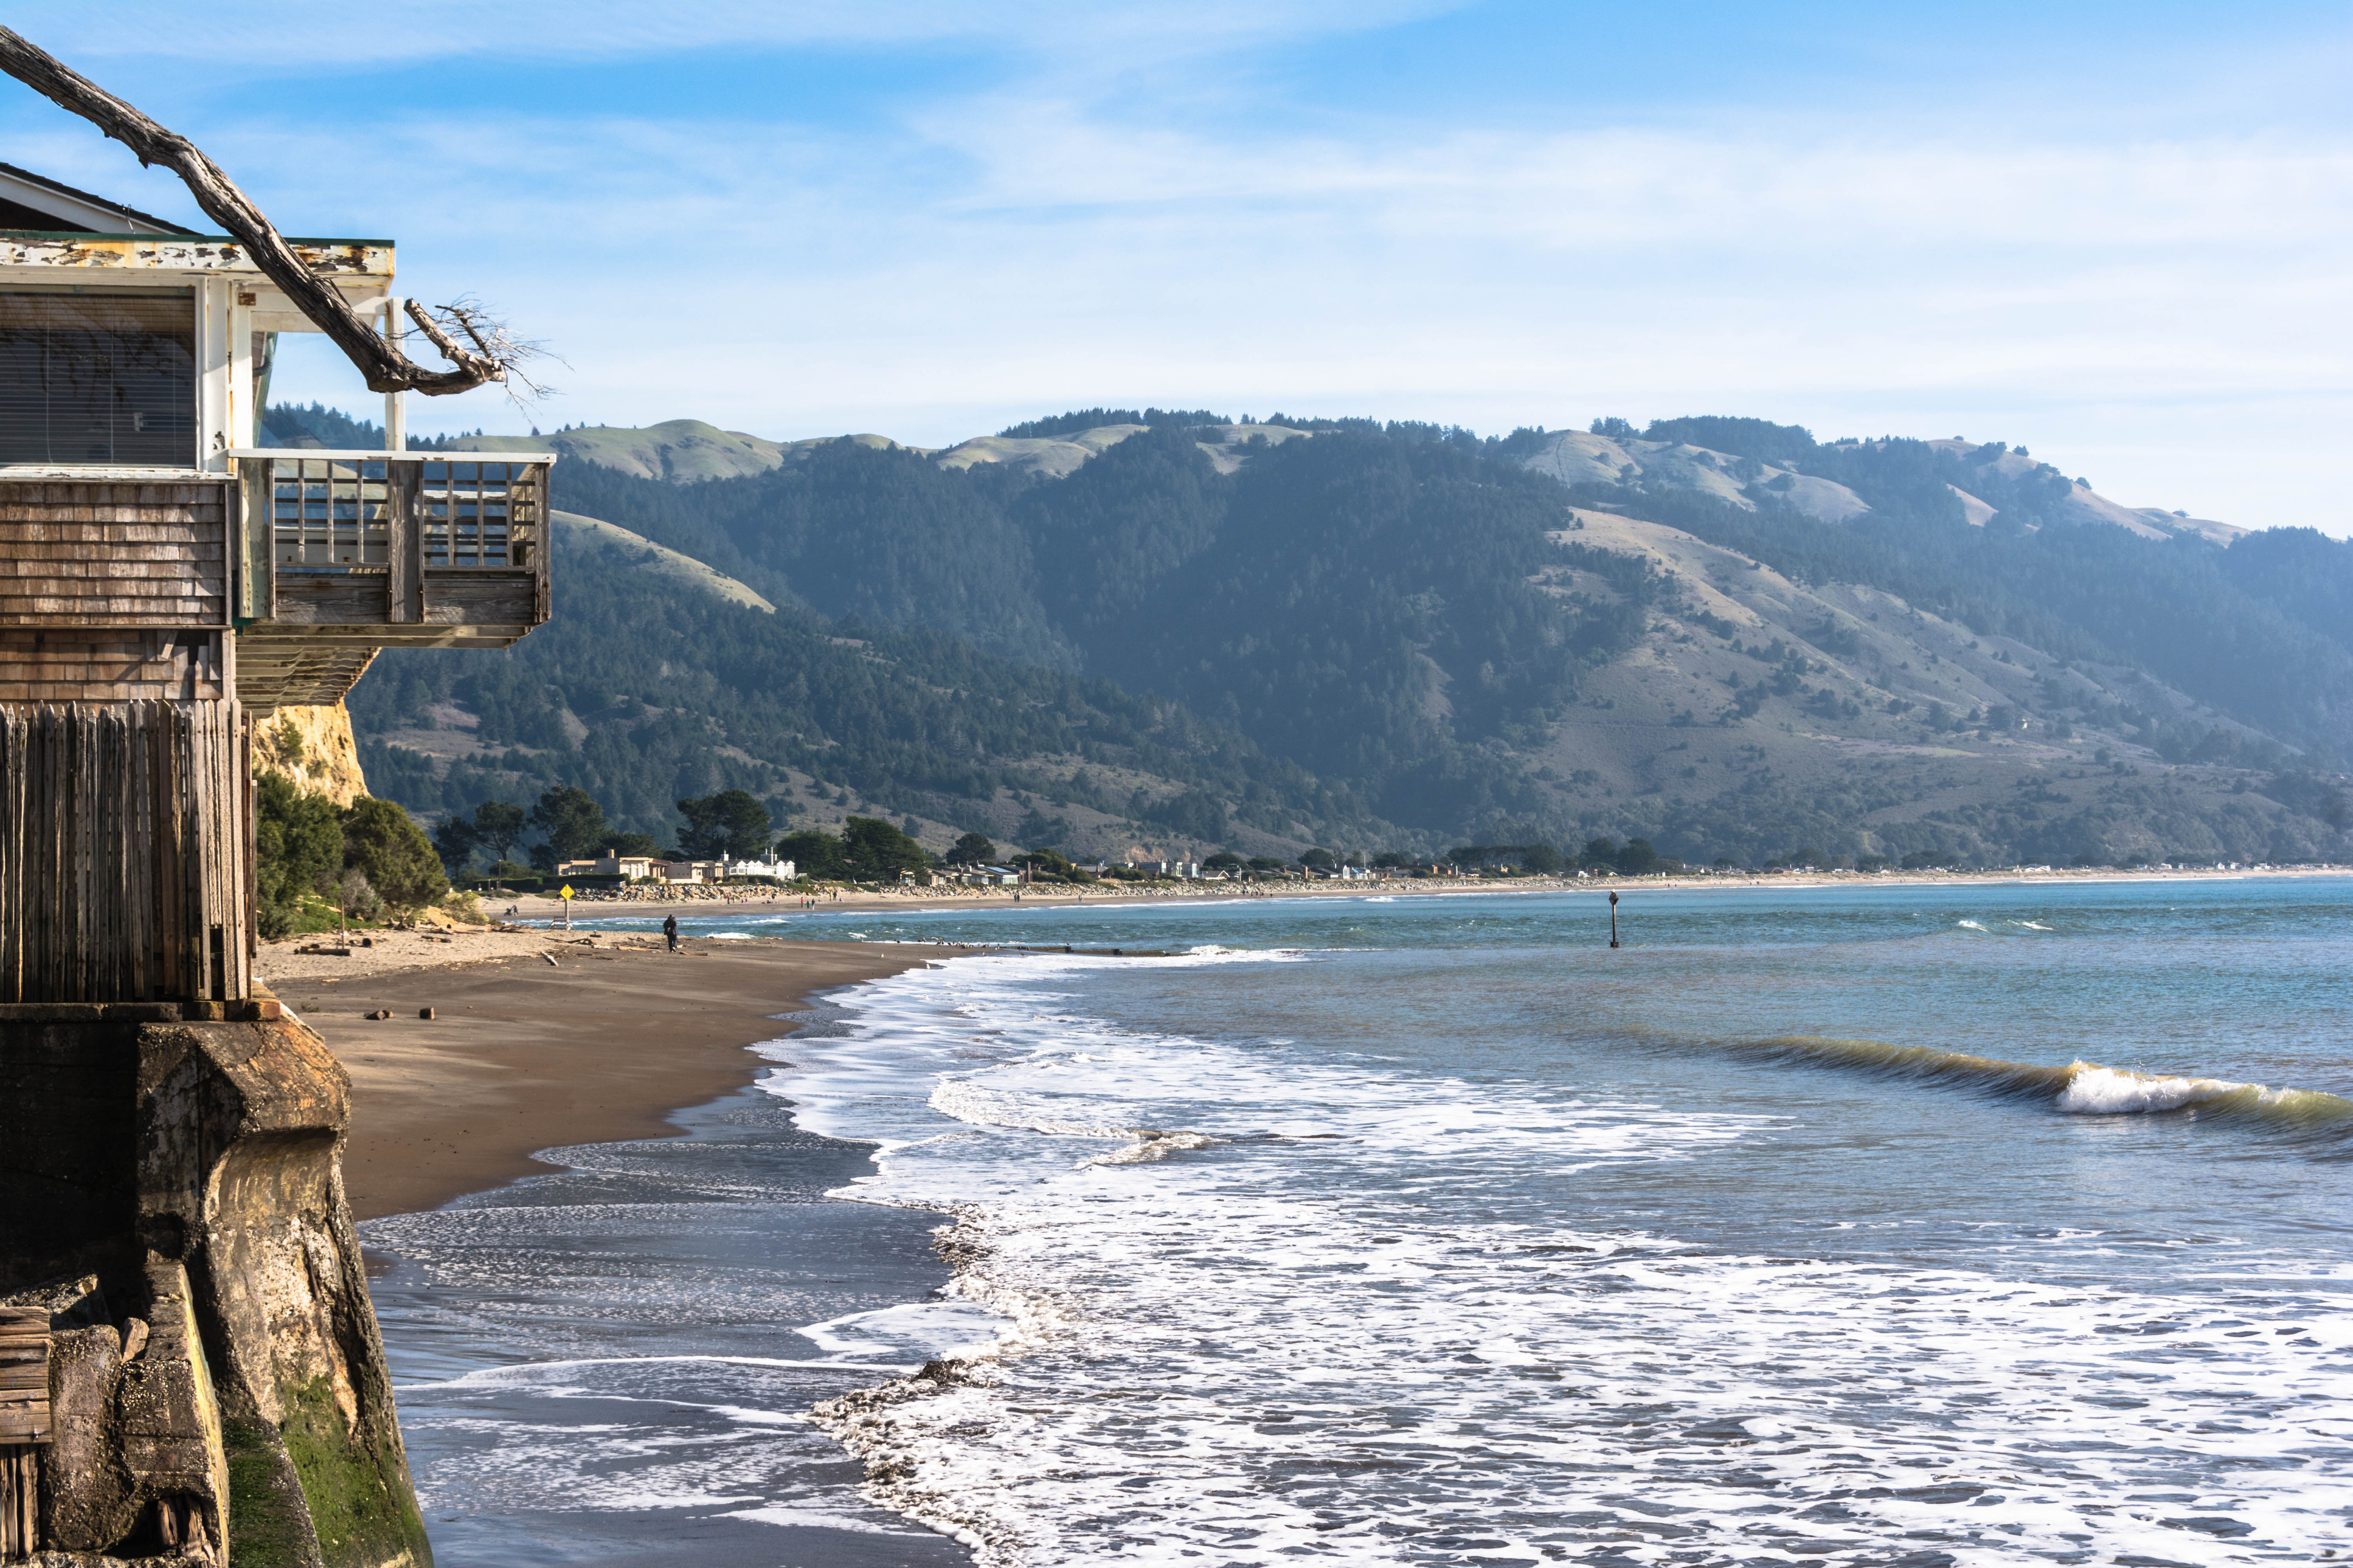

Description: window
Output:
[0,289,196,466]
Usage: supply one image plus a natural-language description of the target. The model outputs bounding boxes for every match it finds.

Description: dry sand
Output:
[260,932,968,1220]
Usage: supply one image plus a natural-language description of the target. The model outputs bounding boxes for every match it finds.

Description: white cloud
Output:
[30,7,2332,531]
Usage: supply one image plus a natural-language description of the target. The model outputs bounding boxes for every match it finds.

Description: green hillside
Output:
[343,513,1384,865]
[286,402,2353,868]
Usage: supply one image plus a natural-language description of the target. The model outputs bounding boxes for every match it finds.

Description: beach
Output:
[263,929,987,1565]
[265,929,974,1219]
[263,862,2353,1224]
[264,860,2349,1221]
[261,877,2353,1564]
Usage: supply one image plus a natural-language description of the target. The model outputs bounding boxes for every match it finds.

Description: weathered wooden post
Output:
[1610,889,1620,948]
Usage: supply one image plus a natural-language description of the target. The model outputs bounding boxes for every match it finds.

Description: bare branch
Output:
[406,299,559,405]
[0,26,528,397]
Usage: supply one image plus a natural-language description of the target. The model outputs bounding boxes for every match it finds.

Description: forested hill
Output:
[542,424,1662,831]
[346,510,1383,863]
[284,400,2353,868]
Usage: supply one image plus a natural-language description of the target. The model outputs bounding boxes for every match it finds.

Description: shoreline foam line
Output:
[395,1352,924,1392]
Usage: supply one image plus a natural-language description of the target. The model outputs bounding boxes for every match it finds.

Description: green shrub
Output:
[255,773,344,937]
[339,796,448,911]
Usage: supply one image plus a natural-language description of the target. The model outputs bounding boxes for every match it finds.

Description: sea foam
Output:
[767,952,2353,1566]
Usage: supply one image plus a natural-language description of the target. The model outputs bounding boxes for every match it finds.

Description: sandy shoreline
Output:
[264,932,971,1219]
[272,860,2347,1218]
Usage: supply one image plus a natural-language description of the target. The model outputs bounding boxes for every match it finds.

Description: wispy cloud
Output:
[8,3,2346,529]
[5,1,1455,68]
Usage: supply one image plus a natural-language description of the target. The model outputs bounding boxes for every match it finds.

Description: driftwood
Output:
[0,25,529,398]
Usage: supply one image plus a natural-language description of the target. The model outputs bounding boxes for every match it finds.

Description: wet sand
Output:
[271,934,970,1220]
[283,934,986,1566]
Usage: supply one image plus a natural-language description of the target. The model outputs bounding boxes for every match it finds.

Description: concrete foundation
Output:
[1,1012,431,1567]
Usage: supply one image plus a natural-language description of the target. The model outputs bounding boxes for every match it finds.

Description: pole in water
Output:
[1609,889,1620,948]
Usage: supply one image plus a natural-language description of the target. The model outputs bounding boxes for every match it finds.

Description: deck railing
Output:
[227,448,553,625]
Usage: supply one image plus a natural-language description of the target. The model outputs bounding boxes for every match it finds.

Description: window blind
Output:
[0,290,196,466]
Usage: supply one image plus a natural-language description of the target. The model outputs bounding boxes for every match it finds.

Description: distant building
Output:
[557,855,664,881]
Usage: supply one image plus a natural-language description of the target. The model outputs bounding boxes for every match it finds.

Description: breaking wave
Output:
[778,945,2353,1566]
[1731,1034,2353,1131]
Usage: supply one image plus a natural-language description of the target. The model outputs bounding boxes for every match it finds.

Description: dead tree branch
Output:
[0,26,520,396]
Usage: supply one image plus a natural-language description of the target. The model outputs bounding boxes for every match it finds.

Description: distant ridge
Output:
[273,401,2348,865]
[264,399,2249,544]
[470,420,906,483]
[518,413,2246,547]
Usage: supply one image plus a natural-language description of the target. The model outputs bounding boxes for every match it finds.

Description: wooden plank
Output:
[0,700,246,1003]
[388,460,421,623]
[0,1409,50,1445]
[1,1443,36,1551]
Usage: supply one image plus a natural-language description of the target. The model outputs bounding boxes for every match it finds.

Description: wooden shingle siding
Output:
[0,631,226,703]
[0,482,230,628]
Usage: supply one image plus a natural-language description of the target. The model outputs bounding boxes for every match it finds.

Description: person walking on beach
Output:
[663,914,679,952]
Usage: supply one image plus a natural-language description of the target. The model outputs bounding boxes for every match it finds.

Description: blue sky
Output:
[7,2,2348,531]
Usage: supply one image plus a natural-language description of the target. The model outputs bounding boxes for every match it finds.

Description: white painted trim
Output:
[0,170,183,236]
[227,296,255,452]
[0,237,395,279]
[0,467,220,482]
[226,449,558,463]
[383,296,405,452]
[195,277,233,473]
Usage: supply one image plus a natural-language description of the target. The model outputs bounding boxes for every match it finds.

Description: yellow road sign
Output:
[558,884,574,899]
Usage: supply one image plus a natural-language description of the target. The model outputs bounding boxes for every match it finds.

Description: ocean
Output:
[366,877,2353,1566]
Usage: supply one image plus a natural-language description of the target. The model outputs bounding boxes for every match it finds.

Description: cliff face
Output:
[252,705,369,807]
[0,1011,431,1567]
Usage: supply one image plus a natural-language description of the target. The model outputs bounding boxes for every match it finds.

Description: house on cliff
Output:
[1,163,553,1003]
[1,147,554,1566]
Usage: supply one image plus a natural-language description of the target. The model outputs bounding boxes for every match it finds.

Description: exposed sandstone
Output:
[251,705,369,807]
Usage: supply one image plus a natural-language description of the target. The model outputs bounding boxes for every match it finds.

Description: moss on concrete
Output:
[275,1378,431,1568]
[226,1417,322,1568]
